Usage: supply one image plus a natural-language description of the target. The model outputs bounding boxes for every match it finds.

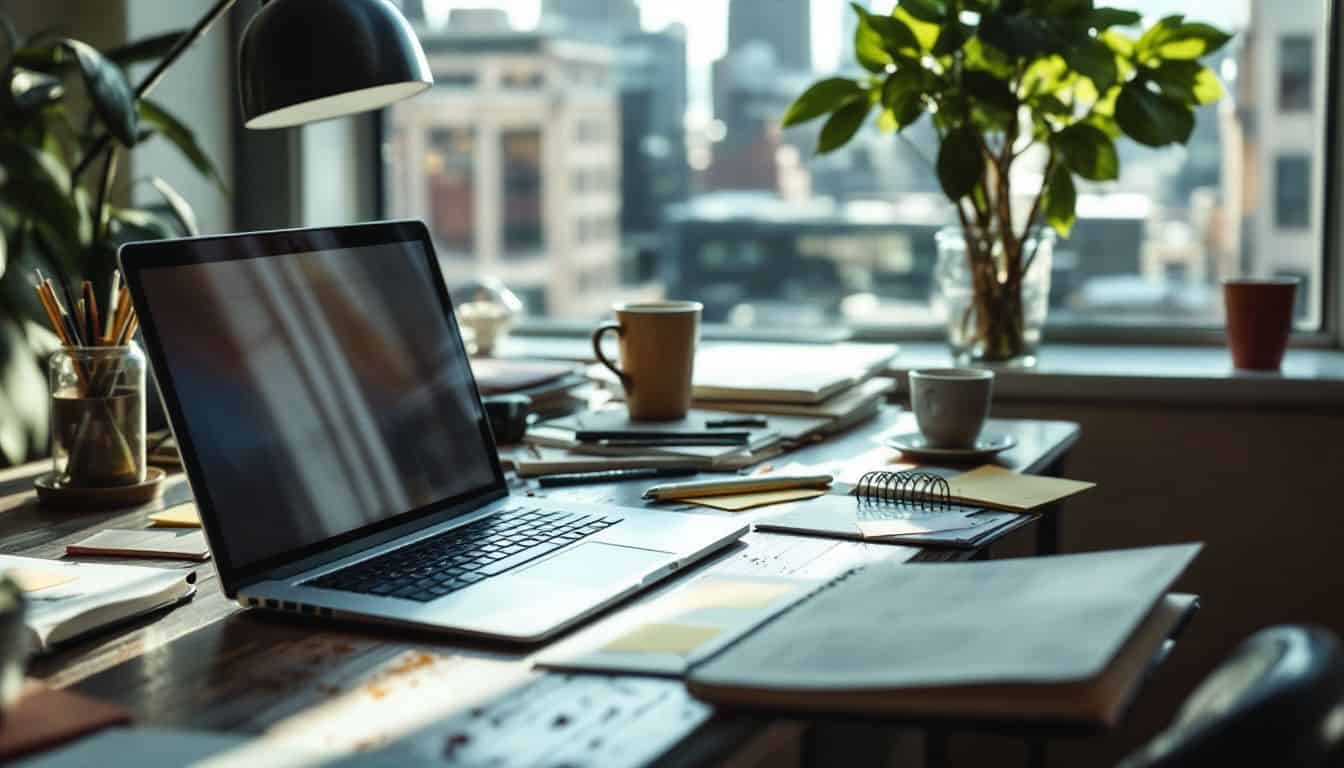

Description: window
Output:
[1280,35,1313,111]
[1275,154,1311,229]
[382,0,1332,333]
[501,128,543,257]
[425,127,475,257]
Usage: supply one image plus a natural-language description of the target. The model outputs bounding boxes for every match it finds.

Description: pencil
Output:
[82,281,100,344]
[104,271,121,345]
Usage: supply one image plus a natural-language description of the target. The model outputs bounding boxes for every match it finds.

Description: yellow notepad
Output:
[661,578,800,613]
[946,465,1095,511]
[8,568,78,593]
[682,487,828,512]
[148,503,201,528]
[603,623,723,655]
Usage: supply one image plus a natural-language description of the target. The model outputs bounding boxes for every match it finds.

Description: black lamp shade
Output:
[239,0,432,129]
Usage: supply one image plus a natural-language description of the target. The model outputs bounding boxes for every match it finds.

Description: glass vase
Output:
[935,226,1055,368]
[48,343,147,488]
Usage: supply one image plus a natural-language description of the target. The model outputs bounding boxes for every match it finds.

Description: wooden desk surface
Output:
[1,409,1080,765]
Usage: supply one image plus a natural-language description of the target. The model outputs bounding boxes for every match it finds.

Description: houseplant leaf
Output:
[817,98,872,153]
[1066,39,1118,92]
[1147,60,1223,104]
[138,99,227,192]
[898,0,946,24]
[1042,162,1077,236]
[852,4,895,72]
[963,71,1017,114]
[1114,82,1194,146]
[1086,8,1142,30]
[7,66,64,111]
[1054,122,1119,181]
[149,177,199,236]
[980,11,1060,58]
[936,126,983,200]
[783,78,863,127]
[54,39,138,146]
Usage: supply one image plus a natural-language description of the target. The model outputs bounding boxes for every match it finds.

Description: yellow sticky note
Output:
[602,623,723,655]
[947,465,1095,511]
[8,567,78,592]
[663,578,798,613]
[149,503,201,528]
[682,487,828,511]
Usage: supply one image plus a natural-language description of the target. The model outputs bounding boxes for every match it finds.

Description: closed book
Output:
[685,544,1201,727]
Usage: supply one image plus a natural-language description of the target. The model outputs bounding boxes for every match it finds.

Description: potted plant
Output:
[0,16,224,465]
[785,0,1231,366]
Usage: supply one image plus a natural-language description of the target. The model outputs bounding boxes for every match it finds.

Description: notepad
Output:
[603,623,724,655]
[856,510,988,539]
[8,568,78,593]
[682,487,828,512]
[68,530,211,561]
[945,465,1095,511]
[661,578,800,613]
[148,503,201,528]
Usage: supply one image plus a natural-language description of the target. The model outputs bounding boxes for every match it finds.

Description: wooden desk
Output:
[2,409,1080,766]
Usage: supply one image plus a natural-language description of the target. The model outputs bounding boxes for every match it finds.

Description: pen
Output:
[643,473,834,501]
[594,436,749,448]
[705,417,768,428]
[536,467,700,488]
[575,430,751,444]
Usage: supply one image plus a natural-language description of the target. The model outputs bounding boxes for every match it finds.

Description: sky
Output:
[422,0,1250,118]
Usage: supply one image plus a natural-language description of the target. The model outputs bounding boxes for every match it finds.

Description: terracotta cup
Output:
[592,301,702,420]
[1223,278,1298,371]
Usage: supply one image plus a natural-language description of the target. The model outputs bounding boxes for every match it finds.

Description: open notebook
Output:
[684,544,1201,726]
[2,555,196,652]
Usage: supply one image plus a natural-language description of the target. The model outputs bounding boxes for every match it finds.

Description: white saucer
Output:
[885,432,1017,462]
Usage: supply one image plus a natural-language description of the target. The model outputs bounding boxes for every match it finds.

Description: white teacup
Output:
[908,368,994,449]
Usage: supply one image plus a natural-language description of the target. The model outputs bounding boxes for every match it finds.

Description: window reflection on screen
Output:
[139,241,499,569]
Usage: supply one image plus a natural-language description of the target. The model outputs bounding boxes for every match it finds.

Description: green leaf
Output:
[862,7,921,57]
[932,21,972,56]
[852,4,895,72]
[1100,29,1136,58]
[964,37,1015,78]
[895,7,941,51]
[898,0,945,24]
[1147,60,1224,104]
[107,207,174,245]
[962,70,1017,113]
[149,177,199,237]
[104,30,186,67]
[936,126,984,200]
[1066,39,1118,92]
[1156,22,1233,60]
[1053,122,1119,180]
[1114,83,1195,146]
[1086,7,1142,29]
[7,66,64,111]
[138,99,227,192]
[783,78,864,127]
[1028,0,1089,16]
[817,98,871,154]
[54,39,138,146]
[1042,162,1077,236]
[980,11,1060,57]
[0,144,81,258]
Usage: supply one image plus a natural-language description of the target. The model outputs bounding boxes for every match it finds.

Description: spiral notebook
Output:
[685,544,1202,726]
[755,471,1036,549]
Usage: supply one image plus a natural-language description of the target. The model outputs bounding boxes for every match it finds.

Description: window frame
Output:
[368,1,1344,350]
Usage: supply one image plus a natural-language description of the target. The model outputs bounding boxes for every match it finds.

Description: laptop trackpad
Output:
[514,542,672,587]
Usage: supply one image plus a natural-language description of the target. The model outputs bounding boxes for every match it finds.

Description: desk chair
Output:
[1120,625,1344,768]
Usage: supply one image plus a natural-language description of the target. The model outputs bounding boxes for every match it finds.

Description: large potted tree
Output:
[785,0,1231,366]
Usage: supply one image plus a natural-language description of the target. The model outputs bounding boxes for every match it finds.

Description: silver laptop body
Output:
[119,220,745,642]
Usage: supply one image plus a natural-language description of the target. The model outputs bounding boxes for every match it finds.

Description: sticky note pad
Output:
[8,568,78,593]
[68,530,211,561]
[664,578,798,613]
[602,623,723,655]
[149,503,201,528]
[947,465,1095,511]
[682,487,828,512]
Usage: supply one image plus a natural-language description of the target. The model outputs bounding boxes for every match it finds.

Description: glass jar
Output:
[48,343,146,488]
[935,226,1055,368]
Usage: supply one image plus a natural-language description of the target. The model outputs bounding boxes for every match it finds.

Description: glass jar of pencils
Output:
[48,343,146,488]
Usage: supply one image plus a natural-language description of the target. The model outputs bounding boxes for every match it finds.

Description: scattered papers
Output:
[947,465,1095,511]
[149,503,201,528]
[68,529,210,561]
[603,623,723,655]
[857,510,987,539]
[660,578,799,613]
[7,568,78,593]
[682,487,828,511]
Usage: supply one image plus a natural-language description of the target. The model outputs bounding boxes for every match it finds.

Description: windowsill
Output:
[500,333,1344,407]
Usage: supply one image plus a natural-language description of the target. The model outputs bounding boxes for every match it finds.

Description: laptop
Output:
[119,220,747,642]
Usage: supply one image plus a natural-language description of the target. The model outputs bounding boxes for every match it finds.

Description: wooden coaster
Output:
[34,467,166,510]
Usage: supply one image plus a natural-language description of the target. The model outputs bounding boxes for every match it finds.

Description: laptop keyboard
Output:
[305,506,624,603]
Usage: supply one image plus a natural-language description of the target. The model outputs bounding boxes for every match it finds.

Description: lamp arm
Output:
[71,0,238,185]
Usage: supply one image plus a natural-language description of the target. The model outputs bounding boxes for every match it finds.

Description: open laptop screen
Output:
[135,236,501,573]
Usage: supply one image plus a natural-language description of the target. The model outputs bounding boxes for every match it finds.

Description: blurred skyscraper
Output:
[540,0,641,38]
[727,0,812,71]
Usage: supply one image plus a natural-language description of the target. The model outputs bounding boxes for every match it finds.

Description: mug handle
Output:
[591,322,631,391]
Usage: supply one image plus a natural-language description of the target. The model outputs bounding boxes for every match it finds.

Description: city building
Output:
[1234,0,1326,322]
[384,10,627,317]
[727,0,812,71]
[707,42,813,195]
[540,0,641,39]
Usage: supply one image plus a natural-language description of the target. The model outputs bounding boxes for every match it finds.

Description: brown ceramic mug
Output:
[1223,278,1298,371]
[592,301,702,420]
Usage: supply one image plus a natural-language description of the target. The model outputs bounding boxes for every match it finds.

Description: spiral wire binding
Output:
[854,470,952,511]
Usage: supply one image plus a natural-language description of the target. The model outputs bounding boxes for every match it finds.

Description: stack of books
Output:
[589,342,899,435]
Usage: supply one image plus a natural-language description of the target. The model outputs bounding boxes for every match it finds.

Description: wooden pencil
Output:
[82,281,100,344]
